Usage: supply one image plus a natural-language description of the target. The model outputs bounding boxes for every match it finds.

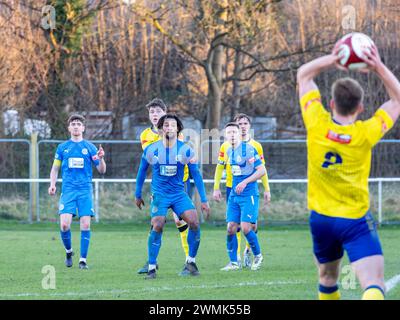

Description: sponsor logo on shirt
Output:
[68,158,84,168]
[326,130,352,144]
[231,165,242,176]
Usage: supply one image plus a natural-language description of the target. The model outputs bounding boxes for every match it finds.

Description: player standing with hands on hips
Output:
[297,38,400,299]
[48,114,106,270]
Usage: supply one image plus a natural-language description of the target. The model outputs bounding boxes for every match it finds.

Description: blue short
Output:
[226,194,259,224]
[59,189,95,218]
[184,179,192,197]
[310,210,383,264]
[150,191,195,218]
[226,187,232,203]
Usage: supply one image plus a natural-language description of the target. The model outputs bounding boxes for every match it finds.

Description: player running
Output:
[137,98,192,274]
[297,43,400,299]
[213,113,271,268]
[135,114,210,279]
[220,122,266,271]
[48,114,106,270]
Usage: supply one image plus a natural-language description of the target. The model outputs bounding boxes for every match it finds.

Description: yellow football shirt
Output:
[140,127,189,182]
[300,89,393,219]
[217,139,266,188]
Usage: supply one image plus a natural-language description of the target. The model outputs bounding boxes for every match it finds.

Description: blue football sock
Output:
[227,234,238,262]
[60,229,72,251]
[80,230,91,259]
[244,230,261,256]
[148,230,162,265]
[187,227,201,258]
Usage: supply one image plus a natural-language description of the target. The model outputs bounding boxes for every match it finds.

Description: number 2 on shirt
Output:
[322,152,342,168]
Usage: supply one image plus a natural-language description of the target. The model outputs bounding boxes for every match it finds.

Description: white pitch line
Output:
[385,274,400,293]
[0,279,307,298]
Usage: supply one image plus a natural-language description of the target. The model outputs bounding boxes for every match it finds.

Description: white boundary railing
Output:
[1,178,400,224]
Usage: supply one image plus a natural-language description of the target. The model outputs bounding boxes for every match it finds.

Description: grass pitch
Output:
[1,221,400,300]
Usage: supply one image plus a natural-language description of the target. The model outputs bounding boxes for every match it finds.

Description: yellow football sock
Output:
[178,224,189,257]
[362,286,385,300]
[318,284,341,300]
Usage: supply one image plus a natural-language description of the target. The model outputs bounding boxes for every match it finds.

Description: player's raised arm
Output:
[362,45,400,122]
[134,151,150,209]
[95,144,106,174]
[297,50,341,99]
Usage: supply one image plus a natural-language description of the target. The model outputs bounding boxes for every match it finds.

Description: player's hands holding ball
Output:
[334,32,378,73]
[331,41,348,72]
[361,44,383,73]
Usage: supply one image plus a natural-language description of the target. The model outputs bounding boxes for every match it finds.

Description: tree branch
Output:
[134,7,205,68]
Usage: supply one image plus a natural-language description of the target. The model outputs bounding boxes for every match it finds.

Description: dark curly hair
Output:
[157,114,184,134]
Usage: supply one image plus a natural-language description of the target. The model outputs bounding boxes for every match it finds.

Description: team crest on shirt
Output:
[326,130,352,144]
[59,204,64,211]
[82,148,88,155]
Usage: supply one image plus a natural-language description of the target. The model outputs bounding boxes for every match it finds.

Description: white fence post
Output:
[94,180,99,223]
[378,179,383,224]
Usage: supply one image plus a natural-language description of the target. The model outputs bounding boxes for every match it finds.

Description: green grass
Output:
[1,221,400,300]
